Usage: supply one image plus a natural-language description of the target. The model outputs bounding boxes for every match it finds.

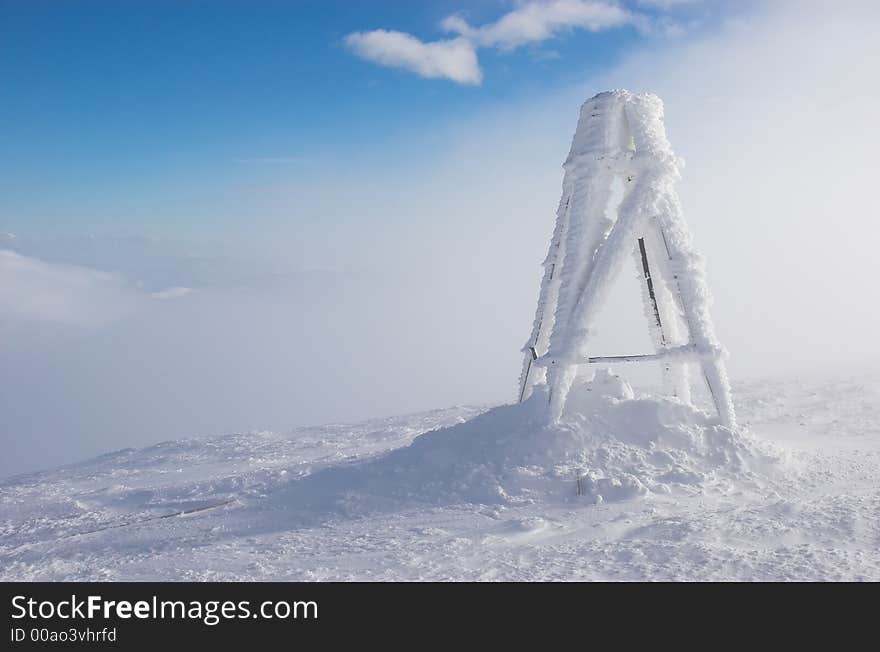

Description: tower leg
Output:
[652,221,735,428]
[635,235,691,401]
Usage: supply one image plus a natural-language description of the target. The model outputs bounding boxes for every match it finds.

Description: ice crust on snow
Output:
[4,372,878,581]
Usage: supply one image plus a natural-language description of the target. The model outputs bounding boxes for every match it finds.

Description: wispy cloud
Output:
[442,0,635,50]
[150,286,193,300]
[0,249,140,328]
[0,248,196,332]
[344,30,481,85]
[344,1,645,84]
[636,0,703,8]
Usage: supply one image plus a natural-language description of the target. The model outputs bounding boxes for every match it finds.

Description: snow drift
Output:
[281,370,778,514]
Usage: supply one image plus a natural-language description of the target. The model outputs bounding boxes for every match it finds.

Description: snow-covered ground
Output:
[2,370,879,581]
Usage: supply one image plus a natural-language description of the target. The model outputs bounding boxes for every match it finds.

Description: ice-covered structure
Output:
[519,90,736,427]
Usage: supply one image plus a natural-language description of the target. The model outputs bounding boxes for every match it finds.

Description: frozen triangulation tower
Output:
[518,90,736,427]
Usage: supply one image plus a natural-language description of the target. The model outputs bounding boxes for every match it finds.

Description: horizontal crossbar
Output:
[586,353,667,364]
[585,344,699,364]
[532,344,721,368]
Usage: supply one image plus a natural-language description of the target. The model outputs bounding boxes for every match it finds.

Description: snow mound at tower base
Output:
[283,371,780,513]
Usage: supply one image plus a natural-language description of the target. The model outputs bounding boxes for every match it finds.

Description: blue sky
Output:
[0,0,719,234]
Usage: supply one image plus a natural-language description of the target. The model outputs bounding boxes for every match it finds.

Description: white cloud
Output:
[343,2,650,84]
[442,0,635,50]
[0,249,140,328]
[344,30,482,85]
[150,286,193,300]
[636,0,702,8]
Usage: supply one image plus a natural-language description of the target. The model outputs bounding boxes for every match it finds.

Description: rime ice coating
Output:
[519,90,735,428]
